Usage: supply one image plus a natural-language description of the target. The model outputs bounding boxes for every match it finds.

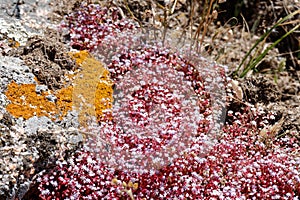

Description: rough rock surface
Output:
[0,1,84,199]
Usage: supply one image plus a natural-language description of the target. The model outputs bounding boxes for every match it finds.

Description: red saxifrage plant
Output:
[33,3,300,200]
[84,42,222,173]
[36,105,300,199]
[62,3,138,51]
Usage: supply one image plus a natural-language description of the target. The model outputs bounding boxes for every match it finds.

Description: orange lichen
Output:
[69,50,90,65]
[8,38,20,48]
[70,51,113,126]
[55,86,74,119]
[5,81,72,120]
[95,69,114,120]
[5,51,113,124]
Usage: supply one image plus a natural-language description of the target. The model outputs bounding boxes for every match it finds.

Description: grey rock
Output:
[45,94,57,102]
[0,93,8,107]
[0,56,36,92]
[24,116,54,135]
[58,110,80,129]
[35,85,48,94]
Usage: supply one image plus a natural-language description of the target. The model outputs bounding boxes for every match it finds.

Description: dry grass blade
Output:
[193,0,218,52]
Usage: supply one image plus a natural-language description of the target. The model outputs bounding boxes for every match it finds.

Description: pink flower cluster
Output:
[34,3,300,200]
[85,43,219,173]
[37,106,300,199]
[63,3,137,50]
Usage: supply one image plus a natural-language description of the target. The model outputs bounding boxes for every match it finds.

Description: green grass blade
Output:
[233,9,300,77]
[239,23,300,78]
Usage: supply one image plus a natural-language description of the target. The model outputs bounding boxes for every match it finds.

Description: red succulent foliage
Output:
[63,3,137,51]
[37,105,300,199]
[37,115,300,200]
[86,42,222,172]
[35,3,300,200]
